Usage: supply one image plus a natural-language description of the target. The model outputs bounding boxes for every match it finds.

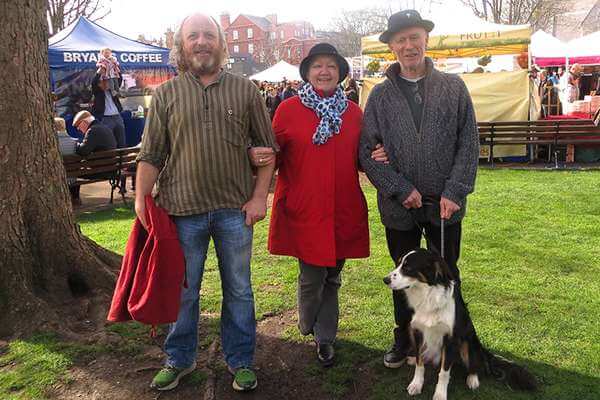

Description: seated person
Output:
[73,110,117,156]
[54,117,77,156]
[55,117,79,204]
[70,110,119,202]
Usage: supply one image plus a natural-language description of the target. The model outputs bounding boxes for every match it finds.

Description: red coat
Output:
[268,96,370,267]
[107,195,185,325]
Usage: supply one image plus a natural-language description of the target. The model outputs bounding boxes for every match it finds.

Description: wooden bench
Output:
[63,146,140,203]
[478,120,600,167]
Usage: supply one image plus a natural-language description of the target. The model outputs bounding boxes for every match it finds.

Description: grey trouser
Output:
[297,259,345,344]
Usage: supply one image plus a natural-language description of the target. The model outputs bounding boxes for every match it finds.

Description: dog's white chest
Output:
[407,285,456,364]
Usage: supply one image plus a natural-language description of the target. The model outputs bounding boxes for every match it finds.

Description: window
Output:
[233,45,239,53]
[270,31,276,40]
[248,43,254,54]
[287,48,291,57]
[280,30,284,39]
[232,30,238,40]
[247,28,253,39]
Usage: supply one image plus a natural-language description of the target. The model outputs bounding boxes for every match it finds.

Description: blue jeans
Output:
[165,209,256,370]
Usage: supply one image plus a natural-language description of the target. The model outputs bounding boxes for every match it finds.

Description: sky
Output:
[100,0,473,40]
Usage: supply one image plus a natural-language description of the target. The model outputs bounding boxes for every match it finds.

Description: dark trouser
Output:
[297,259,345,344]
[385,222,462,351]
[101,114,126,148]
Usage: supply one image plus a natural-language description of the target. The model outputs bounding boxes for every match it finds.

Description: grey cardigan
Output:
[359,59,479,230]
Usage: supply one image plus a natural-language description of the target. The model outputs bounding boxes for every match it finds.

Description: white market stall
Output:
[249,60,301,82]
[530,30,568,67]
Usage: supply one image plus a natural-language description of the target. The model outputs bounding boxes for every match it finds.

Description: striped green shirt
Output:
[137,70,277,215]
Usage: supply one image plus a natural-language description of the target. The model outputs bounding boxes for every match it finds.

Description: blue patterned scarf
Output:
[298,82,348,145]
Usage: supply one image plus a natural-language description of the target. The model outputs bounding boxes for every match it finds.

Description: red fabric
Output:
[107,195,185,325]
[542,113,591,120]
[268,96,370,267]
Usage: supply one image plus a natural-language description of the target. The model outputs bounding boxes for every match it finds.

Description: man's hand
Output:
[371,143,389,164]
[440,197,460,220]
[248,146,276,167]
[135,196,148,230]
[402,188,422,209]
[241,196,267,226]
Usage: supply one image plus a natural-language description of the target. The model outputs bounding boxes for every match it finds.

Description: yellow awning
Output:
[362,23,531,58]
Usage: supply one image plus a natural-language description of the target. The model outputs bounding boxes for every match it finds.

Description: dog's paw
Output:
[432,390,447,400]
[407,379,423,396]
[466,374,479,390]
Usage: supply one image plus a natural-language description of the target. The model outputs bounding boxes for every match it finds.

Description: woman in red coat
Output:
[252,44,379,367]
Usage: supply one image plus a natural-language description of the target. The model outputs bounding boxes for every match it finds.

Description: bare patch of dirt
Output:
[46,310,338,400]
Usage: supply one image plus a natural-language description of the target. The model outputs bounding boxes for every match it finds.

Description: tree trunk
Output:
[0,0,120,338]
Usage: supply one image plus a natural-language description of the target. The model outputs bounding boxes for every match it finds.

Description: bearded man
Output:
[135,13,277,393]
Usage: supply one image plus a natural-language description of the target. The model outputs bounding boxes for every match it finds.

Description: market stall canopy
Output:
[249,60,302,82]
[49,16,171,69]
[530,30,568,67]
[361,13,530,59]
[567,31,600,65]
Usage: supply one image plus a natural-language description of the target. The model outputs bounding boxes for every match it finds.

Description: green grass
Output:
[0,333,105,400]
[4,169,599,399]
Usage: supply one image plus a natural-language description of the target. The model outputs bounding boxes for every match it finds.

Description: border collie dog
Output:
[383,249,536,400]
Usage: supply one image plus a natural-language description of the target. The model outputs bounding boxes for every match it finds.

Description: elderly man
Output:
[135,13,277,392]
[359,10,479,370]
[72,110,116,156]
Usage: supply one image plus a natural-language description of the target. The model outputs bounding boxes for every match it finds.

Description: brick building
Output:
[220,13,317,75]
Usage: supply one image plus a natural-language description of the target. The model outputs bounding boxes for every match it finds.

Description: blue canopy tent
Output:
[49,16,174,145]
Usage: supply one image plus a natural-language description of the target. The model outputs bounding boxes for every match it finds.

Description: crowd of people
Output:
[252,77,361,121]
[533,63,600,117]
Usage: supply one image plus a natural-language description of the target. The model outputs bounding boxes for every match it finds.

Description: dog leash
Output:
[408,196,445,260]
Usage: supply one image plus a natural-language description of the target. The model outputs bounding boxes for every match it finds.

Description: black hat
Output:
[379,10,434,43]
[299,43,349,84]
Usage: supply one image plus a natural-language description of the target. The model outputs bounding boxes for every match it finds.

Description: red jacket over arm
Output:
[107,195,185,325]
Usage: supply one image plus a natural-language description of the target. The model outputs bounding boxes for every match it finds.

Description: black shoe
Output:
[316,342,335,367]
[383,344,407,368]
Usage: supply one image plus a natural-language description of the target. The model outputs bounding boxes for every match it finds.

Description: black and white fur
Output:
[383,249,537,400]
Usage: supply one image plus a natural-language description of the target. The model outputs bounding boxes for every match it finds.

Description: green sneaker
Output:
[150,362,196,391]
[231,367,258,392]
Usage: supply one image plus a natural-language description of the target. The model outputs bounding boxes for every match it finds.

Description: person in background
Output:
[91,73,126,149]
[265,86,282,120]
[344,78,359,104]
[73,110,117,157]
[71,110,118,204]
[54,117,77,157]
[559,63,583,114]
[281,81,297,100]
[96,47,121,96]
[54,117,79,204]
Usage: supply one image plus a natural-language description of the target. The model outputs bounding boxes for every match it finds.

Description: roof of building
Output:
[241,14,273,32]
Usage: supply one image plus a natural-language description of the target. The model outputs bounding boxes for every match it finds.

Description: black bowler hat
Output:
[379,10,435,43]
[299,43,349,84]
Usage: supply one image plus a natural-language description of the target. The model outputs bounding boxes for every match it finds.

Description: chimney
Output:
[220,13,231,30]
[266,13,277,27]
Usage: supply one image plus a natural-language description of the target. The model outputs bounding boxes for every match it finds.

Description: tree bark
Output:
[0,0,120,338]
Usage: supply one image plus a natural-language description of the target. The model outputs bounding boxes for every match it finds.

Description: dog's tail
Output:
[482,348,537,391]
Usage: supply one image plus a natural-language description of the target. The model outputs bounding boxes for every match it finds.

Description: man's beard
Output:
[188,51,221,75]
